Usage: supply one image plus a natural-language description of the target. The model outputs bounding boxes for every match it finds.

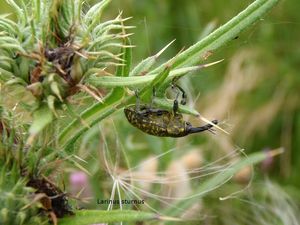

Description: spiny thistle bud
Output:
[0,0,133,143]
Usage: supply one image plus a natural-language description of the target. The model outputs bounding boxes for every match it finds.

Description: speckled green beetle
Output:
[124,87,218,137]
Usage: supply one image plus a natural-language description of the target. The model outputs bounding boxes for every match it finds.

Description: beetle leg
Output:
[173,98,179,115]
[171,78,187,105]
[172,80,185,115]
[176,83,187,105]
[187,120,218,134]
[148,108,165,116]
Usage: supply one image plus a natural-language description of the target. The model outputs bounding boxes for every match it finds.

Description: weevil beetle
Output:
[124,98,218,137]
[123,59,224,137]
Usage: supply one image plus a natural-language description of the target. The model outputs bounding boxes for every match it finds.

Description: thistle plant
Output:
[0,0,281,224]
[1,0,133,143]
[0,108,47,224]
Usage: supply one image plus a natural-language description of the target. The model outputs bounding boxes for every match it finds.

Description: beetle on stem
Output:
[124,85,218,137]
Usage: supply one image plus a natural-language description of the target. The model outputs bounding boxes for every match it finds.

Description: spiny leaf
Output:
[129,39,175,77]
[87,60,223,88]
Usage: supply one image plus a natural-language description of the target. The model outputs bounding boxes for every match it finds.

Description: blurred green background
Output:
[1,0,300,224]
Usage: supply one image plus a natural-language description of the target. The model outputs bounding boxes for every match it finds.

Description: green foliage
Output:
[0,166,45,225]
[0,109,47,225]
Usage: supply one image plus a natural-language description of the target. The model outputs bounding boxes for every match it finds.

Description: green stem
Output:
[58,210,160,225]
